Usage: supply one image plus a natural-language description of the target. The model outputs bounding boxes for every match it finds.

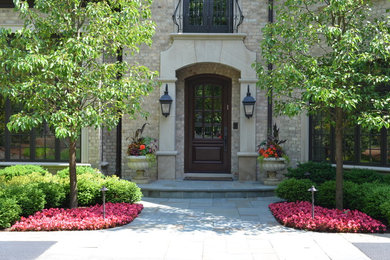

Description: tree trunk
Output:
[335,107,344,210]
[69,139,78,208]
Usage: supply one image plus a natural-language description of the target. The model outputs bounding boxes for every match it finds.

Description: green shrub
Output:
[0,165,48,180]
[4,172,66,208]
[38,182,66,208]
[57,166,105,179]
[285,161,335,184]
[316,180,363,209]
[379,201,390,225]
[3,184,46,217]
[382,174,390,185]
[275,178,315,202]
[103,176,142,204]
[61,170,106,207]
[360,183,390,220]
[344,169,383,184]
[0,197,21,229]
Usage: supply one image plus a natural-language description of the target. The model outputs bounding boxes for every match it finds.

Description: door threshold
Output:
[184,173,234,181]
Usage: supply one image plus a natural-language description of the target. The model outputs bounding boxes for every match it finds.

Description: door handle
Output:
[223,126,228,152]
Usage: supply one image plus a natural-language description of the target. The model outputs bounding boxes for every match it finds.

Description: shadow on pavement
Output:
[0,241,56,260]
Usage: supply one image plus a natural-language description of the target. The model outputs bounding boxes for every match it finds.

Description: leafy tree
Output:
[0,0,157,208]
[255,0,390,209]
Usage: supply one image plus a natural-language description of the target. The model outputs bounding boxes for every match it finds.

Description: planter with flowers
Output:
[127,123,158,184]
[258,124,289,185]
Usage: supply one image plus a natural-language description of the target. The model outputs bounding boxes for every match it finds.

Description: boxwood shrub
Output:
[103,176,142,204]
[56,166,105,179]
[344,169,383,184]
[316,180,363,210]
[3,183,46,217]
[275,178,315,202]
[0,165,48,180]
[359,183,390,221]
[285,161,335,184]
[0,197,21,229]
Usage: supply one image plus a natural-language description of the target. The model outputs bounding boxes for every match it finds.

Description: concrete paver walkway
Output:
[0,197,390,260]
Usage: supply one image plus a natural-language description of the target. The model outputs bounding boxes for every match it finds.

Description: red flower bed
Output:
[10,203,143,231]
[269,201,386,233]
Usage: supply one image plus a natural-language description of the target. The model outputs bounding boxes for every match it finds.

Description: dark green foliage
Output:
[103,176,142,204]
[316,181,363,210]
[3,184,46,217]
[56,166,105,179]
[344,169,384,184]
[75,173,104,206]
[37,182,66,209]
[381,174,390,185]
[0,197,21,229]
[3,172,66,209]
[0,165,48,180]
[360,183,390,220]
[379,201,390,225]
[275,178,315,202]
[285,161,335,184]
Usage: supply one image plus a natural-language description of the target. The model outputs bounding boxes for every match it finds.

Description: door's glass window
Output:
[193,84,223,140]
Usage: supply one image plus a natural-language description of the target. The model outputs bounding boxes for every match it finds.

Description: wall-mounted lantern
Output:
[159,84,173,117]
[242,85,256,118]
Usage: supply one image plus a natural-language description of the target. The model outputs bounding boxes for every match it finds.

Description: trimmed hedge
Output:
[0,165,142,229]
[316,180,363,210]
[277,161,390,225]
[359,183,390,221]
[103,176,143,204]
[285,161,335,184]
[275,178,315,202]
[0,165,48,180]
[0,197,21,229]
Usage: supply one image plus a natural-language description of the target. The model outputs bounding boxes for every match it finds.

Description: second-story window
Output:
[183,0,233,33]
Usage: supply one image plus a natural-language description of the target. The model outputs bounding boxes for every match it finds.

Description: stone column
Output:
[238,79,258,181]
[157,79,178,179]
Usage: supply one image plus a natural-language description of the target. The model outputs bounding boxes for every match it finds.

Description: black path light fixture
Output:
[100,186,109,219]
[308,185,318,219]
[159,84,173,117]
[242,85,256,118]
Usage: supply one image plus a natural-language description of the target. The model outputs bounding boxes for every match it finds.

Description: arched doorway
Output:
[185,74,231,173]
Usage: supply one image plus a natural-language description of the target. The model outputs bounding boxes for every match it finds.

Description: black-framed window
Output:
[183,0,233,33]
[309,114,389,166]
[0,96,81,162]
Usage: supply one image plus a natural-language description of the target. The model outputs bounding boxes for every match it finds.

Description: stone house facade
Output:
[1,0,390,181]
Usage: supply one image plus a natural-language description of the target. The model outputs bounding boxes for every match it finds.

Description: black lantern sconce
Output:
[242,85,256,118]
[159,84,173,117]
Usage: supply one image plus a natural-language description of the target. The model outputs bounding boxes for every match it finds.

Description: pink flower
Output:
[10,203,143,231]
[269,201,386,233]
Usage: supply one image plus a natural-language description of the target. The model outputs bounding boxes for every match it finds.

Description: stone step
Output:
[183,173,234,181]
[137,180,276,199]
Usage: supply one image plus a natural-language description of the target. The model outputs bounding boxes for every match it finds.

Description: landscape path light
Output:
[100,186,109,219]
[308,185,317,219]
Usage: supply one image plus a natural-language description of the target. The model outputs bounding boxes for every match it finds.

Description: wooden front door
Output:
[185,75,231,173]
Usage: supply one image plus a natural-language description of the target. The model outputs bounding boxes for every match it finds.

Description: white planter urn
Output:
[127,156,151,184]
[261,157,286,186]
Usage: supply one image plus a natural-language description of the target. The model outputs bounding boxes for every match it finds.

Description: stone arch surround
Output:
[157,34,258,180]
[175,63,241,178]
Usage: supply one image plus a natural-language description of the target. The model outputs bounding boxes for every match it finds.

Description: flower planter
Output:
[261,157,286,186]
[127,155,151,184]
